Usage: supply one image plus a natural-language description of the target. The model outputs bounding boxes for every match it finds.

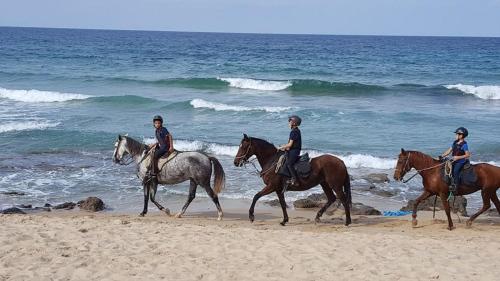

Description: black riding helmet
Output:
[153,115,163,123]
[288,115,302,126]
[454,127,468,138]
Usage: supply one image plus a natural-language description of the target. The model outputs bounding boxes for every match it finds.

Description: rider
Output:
[148,115,174,182]
[440,127,470,194]
[279,115,302,187]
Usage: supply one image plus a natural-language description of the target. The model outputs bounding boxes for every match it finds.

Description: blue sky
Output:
[1,0,500,36]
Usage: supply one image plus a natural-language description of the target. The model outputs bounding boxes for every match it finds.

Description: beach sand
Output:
[1,206,500,281]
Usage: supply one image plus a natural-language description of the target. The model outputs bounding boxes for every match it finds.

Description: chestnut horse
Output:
[394,149,500,230]
[234,134,351,226]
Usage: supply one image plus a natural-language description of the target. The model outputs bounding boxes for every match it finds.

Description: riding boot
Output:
[286,166,299,187]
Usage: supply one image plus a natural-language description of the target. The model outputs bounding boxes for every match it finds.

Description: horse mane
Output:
[124,136,147,156]
[249,137,276,150]
[408,150,439,166]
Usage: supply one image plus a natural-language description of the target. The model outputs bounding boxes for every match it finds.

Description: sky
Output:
[1,0,500,37]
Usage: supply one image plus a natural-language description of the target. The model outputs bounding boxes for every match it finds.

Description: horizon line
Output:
[1,25,499,39]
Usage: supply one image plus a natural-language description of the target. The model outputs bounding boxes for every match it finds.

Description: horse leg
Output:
[466,190,492,228]
[276,191,288,226]
[315,182,336,223]
[149,183,170,215]
[139,183,150,217]
[249,185,275,223]
[411,191,432,227]
[439,192,455,230]
[202,183,223,221]
[335,187,351,226]
[176,179,198,218]
[490,191,500,215]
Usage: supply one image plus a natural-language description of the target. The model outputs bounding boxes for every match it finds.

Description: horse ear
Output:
[243,133,249,140]
[401,148,405,154]
[118,135,122,140]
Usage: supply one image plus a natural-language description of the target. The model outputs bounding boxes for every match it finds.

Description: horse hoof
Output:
[174,212,182,218]
[139,213,145,217]
[412,219,418,227]
[315,217,321,223]
[280,221,287,226]
[164,208,171,216]
[249,214,255,223]
[217,212,223,221]
[447,226,456,231]
[466,220,472,228]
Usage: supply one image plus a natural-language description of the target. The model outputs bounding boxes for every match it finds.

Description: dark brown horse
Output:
[234,134,352,226]
[394,149,500,230]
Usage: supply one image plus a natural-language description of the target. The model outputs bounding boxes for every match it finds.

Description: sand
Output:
[1,208,500,281]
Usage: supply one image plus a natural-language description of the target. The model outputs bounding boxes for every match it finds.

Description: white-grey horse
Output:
[113,135,225,220]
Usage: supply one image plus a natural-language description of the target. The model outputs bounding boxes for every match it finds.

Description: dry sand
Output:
[1,208,500,281]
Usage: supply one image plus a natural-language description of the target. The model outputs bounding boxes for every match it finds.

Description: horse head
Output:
[394,148,412,181]
[113,134,130,164]
[234,134,255,167]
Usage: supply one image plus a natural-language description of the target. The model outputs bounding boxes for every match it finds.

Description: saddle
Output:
[277,152,312,178]
[441,161,477,186]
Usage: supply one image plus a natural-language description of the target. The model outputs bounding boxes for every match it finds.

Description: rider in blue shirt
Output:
[148,115,174,182]
[440,127,471,194]
[279,115,302,187]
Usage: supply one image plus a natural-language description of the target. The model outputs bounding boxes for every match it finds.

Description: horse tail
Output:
[344,170,352,208]
[209,157,226,195]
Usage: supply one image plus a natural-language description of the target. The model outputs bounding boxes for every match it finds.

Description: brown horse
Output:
[394,149,500,230]
[234,134,352,226]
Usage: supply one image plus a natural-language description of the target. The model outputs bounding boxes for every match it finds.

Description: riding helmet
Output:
[288,115,302,126]
[454,127,468,138]
[153,115,163,123]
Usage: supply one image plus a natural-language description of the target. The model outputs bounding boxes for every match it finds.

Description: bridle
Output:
[235,140,253,163]
[397,152,446,183]
[235,139,279,177]
[395,152,411,178]
[114,140,134,165]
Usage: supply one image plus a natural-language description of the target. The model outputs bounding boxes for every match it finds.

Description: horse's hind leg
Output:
[149,183,170,215]
[176,179,198,218]
[490,191,500,215]
[202,183,223,221]
[411,191,432,227]
[139,184,150,217]
[466,190,492,228]
[315,182,337,223]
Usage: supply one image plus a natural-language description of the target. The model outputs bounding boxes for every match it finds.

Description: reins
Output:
[401,152,446,183]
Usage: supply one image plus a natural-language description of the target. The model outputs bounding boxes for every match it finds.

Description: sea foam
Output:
[0,87,90,103]
[190,98,290,113]
[218,77,292,91]
[142,138,396,170]
[0,121,60,133]
[445,84,500,100]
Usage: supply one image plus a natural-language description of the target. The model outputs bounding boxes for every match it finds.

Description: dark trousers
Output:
[452,161,465,185]
[151,147,168,175]
[286,149,300,180]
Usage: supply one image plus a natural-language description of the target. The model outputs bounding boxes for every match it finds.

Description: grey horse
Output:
[113,135,225,220]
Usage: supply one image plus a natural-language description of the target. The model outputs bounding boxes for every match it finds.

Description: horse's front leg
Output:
[249,185,275,223]
[439,192,455,230]
[276,191,288,226]
[412,190,432,227]
[149,183,171,215]
[139,183,150,217]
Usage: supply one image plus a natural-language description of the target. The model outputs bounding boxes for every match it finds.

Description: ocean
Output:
[1,27,499,212]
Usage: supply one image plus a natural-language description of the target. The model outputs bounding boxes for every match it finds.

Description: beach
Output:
[2,207,500,281]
